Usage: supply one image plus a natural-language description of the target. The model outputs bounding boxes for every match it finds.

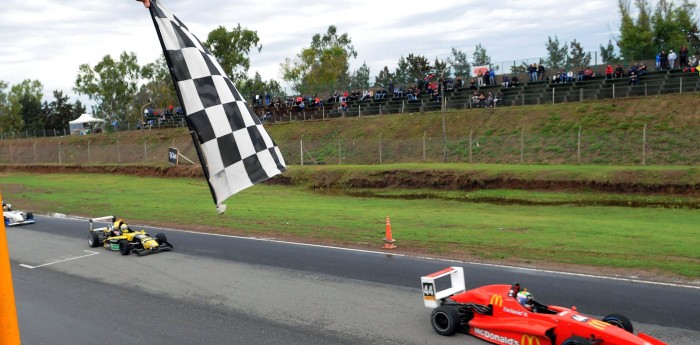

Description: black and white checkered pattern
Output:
[150,0,286,207]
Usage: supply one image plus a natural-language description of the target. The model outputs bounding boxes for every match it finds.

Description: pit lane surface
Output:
[8,215,700,345]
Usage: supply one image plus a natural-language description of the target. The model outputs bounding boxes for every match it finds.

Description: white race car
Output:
[3,202,35,226]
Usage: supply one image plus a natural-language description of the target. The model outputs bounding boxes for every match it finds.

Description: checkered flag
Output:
[147,0,285,212]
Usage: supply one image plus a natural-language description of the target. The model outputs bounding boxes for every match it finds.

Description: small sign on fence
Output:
[168,147,179,165]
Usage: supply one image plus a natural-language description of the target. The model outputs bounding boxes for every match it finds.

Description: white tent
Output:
[69,113,105,135]
[69,113,105,125]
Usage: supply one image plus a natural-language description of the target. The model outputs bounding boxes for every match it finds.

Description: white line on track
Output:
[19,250,100,269]
[55,215,700,290]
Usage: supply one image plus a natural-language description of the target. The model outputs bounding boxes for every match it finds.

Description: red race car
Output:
[421,267,666,345]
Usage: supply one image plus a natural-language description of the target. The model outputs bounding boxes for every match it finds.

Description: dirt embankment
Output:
[2,164,698,197]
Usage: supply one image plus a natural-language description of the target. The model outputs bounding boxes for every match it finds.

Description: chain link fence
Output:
[1,127,698,166]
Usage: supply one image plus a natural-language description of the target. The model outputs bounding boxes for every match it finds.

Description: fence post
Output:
[422,131,426,162]
[402,101,405,114]
[358,105,361,117]
[144,141,147,163]
[552,87,555,104]
[117,139,121,163]
[58,142,62,164]
[520,128,524,163]
[577,126,581,164]
[322,106,325,119]
[680,77,683,94]
[338,139,341,165]
[579,88,583,102]
[642,123,646,165]
[613,84,615,99]
[300,137,303,165]
[378,133,382,164]
[88,140,91,164]
[9,142,12,164]
[33,142,37,163]
[469,129,473,163]
[644,82,647,97]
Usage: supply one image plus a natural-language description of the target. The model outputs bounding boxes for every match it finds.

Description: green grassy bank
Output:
[2,171,698,280]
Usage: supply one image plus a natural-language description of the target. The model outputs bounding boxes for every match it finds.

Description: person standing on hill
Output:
[679,46,689,68]
[528,64,537,81]
[659,50,668,70]
[668,50,677,69]
[537,63,545,81]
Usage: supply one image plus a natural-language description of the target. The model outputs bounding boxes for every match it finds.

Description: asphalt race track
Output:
[7,215,700,345]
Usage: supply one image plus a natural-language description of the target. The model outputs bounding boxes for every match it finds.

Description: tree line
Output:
[0,0,697,133]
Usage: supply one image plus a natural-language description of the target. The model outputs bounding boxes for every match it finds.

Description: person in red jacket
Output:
[605,64,614,79]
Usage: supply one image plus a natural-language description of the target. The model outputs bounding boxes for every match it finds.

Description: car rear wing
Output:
[421,266,465,308]
[89,216,115,231]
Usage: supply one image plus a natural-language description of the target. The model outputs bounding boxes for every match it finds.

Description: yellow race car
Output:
[88,216,173,256]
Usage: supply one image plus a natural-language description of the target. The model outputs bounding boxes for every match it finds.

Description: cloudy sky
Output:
[1,0,623,103]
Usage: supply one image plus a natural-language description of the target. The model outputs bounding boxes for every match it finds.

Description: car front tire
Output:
[155,233,167,245]
[119,239,131,255]
[430,306,460,336]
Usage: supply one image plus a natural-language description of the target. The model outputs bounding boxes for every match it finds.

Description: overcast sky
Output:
[1,0,625,103]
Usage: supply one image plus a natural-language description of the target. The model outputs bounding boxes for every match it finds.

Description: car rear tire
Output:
[88,232,100,248]
[603,313,634,333]
[156,233,167,245]
[562,336,591,345]
[430,306,460,336]
[119,239,131,255]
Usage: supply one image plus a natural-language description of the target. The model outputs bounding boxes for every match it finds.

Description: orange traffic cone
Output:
[383,216,397,249]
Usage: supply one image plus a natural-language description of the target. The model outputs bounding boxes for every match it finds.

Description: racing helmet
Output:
[120,223,129,232]
[516,290,533,309]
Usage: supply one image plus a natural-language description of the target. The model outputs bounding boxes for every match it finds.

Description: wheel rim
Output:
[434,312,450,331]
[607,318,624,329]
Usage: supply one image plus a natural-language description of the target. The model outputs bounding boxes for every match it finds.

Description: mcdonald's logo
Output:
[589,319,609,330]
[521,334,541,345]
[489,294,503,307]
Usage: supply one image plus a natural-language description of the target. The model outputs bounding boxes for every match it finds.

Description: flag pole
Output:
[145,0,218,208]
[0,190,21,344]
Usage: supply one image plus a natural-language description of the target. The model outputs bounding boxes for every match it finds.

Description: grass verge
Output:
[1,172,698,280]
